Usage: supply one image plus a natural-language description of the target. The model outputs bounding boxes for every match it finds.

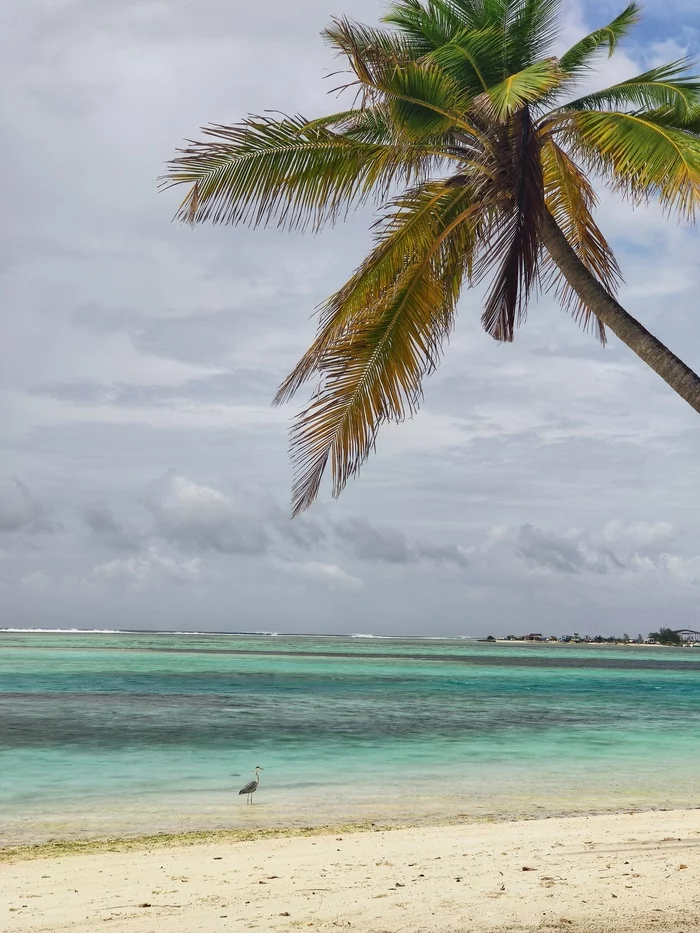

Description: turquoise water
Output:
[1,632,699,845]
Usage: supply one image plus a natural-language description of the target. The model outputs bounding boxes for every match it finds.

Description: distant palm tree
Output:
[164,1,700,514]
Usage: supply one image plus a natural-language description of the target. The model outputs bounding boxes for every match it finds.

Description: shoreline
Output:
[0,821,389,864]
[5,808,700,932]
[5,801,700,861]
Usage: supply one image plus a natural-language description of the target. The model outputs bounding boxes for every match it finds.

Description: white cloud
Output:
[273,559,364,592]
[141,470,270,555]
[90,546,204,588]
[603,520,675,549]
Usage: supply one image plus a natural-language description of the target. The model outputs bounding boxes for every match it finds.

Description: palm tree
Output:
[164,0,700,514]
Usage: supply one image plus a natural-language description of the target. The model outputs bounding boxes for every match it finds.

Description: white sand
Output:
[4,809,700,932]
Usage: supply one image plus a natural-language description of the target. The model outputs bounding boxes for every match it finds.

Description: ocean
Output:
[1,631,699,845]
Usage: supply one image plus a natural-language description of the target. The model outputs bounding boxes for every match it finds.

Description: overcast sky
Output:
[2,0,699,636]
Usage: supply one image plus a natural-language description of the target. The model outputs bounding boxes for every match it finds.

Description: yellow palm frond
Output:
[540,138,622,341]
[280,194,480,514]
[561,110,700,219]
[275,183,478,404]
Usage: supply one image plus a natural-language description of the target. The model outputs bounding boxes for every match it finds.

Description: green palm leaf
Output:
[324,15,482,139]
[425,26,509,95]
[506,0,561,71]
[559,3,640,77]
[162,115,442,230]
[165,0,700,511]
[563,110,700,219]
[562,61,700,118]
[478,58,564,120]
[383,0,483,48]
[640,105,700,136]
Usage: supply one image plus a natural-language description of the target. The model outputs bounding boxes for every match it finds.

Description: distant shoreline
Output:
[1,629,692,646]
[488,639,683,648]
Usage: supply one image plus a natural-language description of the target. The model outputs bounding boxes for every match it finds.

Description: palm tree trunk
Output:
[541,210,700,414]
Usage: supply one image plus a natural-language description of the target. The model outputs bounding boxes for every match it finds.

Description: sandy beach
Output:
[4,809,700,933]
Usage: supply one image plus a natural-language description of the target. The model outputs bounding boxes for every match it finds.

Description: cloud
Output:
[0,480,59,534]
[2,0,700,634]
[141,470,270,555]
[333,516,415,564]
[333,515,468,568]
[82,503,141,550]
[602,520,675,549]
[273,559,364,592]
[90,546,204,588]
[515,523,623,575]
[136,471,469,572]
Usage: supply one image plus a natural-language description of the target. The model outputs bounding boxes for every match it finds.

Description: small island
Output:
[483,627,699,646]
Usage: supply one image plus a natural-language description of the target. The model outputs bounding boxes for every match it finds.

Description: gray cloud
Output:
[82,504,141,551]
[0,481,59,534]
[35,370,277,408]
[90,547,205,588]
[137,471,470,572]
[516,523,623,575]
[141,471,270,555]
[333,516,415,564]
[334,515,468,568]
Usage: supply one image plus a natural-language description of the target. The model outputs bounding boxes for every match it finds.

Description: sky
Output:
[1,0,700,636]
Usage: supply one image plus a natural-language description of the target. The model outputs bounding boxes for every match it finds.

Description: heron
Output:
[238,766,263,804]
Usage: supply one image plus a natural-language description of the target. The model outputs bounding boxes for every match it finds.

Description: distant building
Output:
[524,633,544,641]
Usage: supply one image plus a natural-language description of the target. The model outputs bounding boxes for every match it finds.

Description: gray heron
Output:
[238,766,263,804]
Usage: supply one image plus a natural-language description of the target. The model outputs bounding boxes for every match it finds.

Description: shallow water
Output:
[1,631,699,845]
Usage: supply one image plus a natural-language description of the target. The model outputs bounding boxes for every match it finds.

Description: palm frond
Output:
[279,190,480,514]
[323,16,422,75]
[562,110,700,219]
[540,138,621,340]
[640,105,700,136]
[383,0,486,48]
[425,26,509,95]
[386,59,480,136]
[303,104,461,152]
[561,60,700,118]
[324,16,482,139]
[507,0,562,70]
[478,106,544,340]
[275,183,478,403]
[162,115,442,230]
[559,3,640,78]
[477,58,565,120]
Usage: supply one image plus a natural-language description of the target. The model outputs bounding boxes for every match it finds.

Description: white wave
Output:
[0,628,282,636]
[0,627,125,633]
[164,631,279,636]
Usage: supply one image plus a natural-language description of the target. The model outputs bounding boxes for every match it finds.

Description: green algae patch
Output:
[0,821,396,864]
